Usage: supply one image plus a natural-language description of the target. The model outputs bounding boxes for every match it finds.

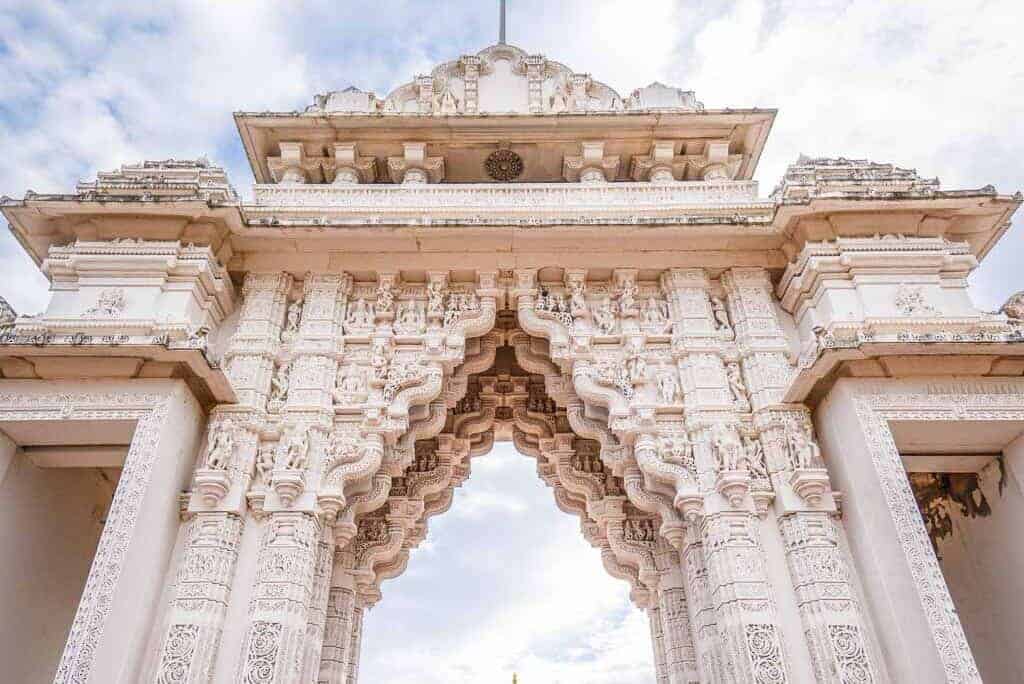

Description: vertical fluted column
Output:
[345,602,365,684]
[236,512,321,684]
[649,605,670,684]
[777,512,880,682]
[150,513,244,683]
[680,526,723,682]
[721,268,793,412]
[700,506,790,683]
[317,579,356,683]
[300,523,335,683]
[224,273,292,408]
[659,585,700,683]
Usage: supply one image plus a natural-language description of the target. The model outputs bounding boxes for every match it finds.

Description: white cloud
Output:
[360,443,654,684]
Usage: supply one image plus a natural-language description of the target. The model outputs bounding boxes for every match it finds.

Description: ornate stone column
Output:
[235,512,322,684]
[150,513,244,683]
[659,584,700,683]
[224,273,293,408]
[758,407,881,683]
[698,498,790,683]
[317,568,357,684]
[679,526,722,681]
[649,606,670,684]
[300,522,336,683]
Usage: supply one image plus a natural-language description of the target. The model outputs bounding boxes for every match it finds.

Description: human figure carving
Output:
[205,420,234,470]
[788,425,822,469]
[743,434,767,478]
[618,279,638,317]
[663,433,694,471]
[726,362,748,403]
[642,297,667,328]
[376,282,395,314]
[712,422,747,472]
[280,429,309,471]
[427,280,446,316]
[371,342,390,381]
[346,298,374,328]
[255,442,275,483]
[711,295,731,331]
[593,297,616,334]
[269,362,290,406]
[282,299,302,338]
[568,280,588,319]
[657,371,678,403]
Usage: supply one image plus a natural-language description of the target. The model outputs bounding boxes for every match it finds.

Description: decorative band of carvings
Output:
[251,180,763,214]
[848,389,1024,682]
[0,390,173,684]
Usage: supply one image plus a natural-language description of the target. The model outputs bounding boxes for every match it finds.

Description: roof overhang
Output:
[1,197,245,269]
[233,109,776,185]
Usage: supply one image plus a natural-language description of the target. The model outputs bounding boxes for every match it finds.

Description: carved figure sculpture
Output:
[626,347,647,384]
[205,420,234,470]
[371,342,390,381]
[743,434,767,479]
[346,298,374,329]
[255,442,275,483]
[710,295,731,331]
[269,362,290,407]
[85,288,127,317]
[593,297,616,334]
[788,425,822,469]
[642,297,667,329]
[726,362,748,403]
[282,299,302,339]
[1001,290,1024,320]
[375,282,395,314]
[663,433,695,472]
[280,429,309,471]
[657,370,678,403]
[427,281,446,316]
[568,280,588,318]
[712,422,747,472]
[618,279,639,317]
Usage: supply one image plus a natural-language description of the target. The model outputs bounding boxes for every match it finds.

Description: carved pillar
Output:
[225,273,292,408]
[699,507,790,683]
[722,268,792,411]
[649,605,670,684]
[236,512,321,684]
[777,512,879,682]
[346,602,365,684]
[150,513,244,683]
[680,526,723,682]
[317,571,356,683]
[659,582,700,683]
[300,523,336,683]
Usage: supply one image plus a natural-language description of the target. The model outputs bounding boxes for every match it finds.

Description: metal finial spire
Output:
[499,0,507,44]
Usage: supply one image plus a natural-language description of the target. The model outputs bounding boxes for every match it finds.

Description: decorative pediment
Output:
[304,43,703,116]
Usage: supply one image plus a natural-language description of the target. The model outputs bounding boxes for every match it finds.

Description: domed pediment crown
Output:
[303,43,703,116]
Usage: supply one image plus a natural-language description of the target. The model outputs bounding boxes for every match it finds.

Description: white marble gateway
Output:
[1,39,1023,684]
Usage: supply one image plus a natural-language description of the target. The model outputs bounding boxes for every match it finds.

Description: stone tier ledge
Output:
[251,180,763,213]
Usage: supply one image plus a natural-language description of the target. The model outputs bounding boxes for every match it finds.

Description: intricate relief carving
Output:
[745,623,787,684]
[893,285,938,316]
[155,624,199,684]
[240,620,283,683]
[84,288,127,317]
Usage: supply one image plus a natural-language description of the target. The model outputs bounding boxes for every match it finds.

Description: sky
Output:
[0,1,1022,681]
